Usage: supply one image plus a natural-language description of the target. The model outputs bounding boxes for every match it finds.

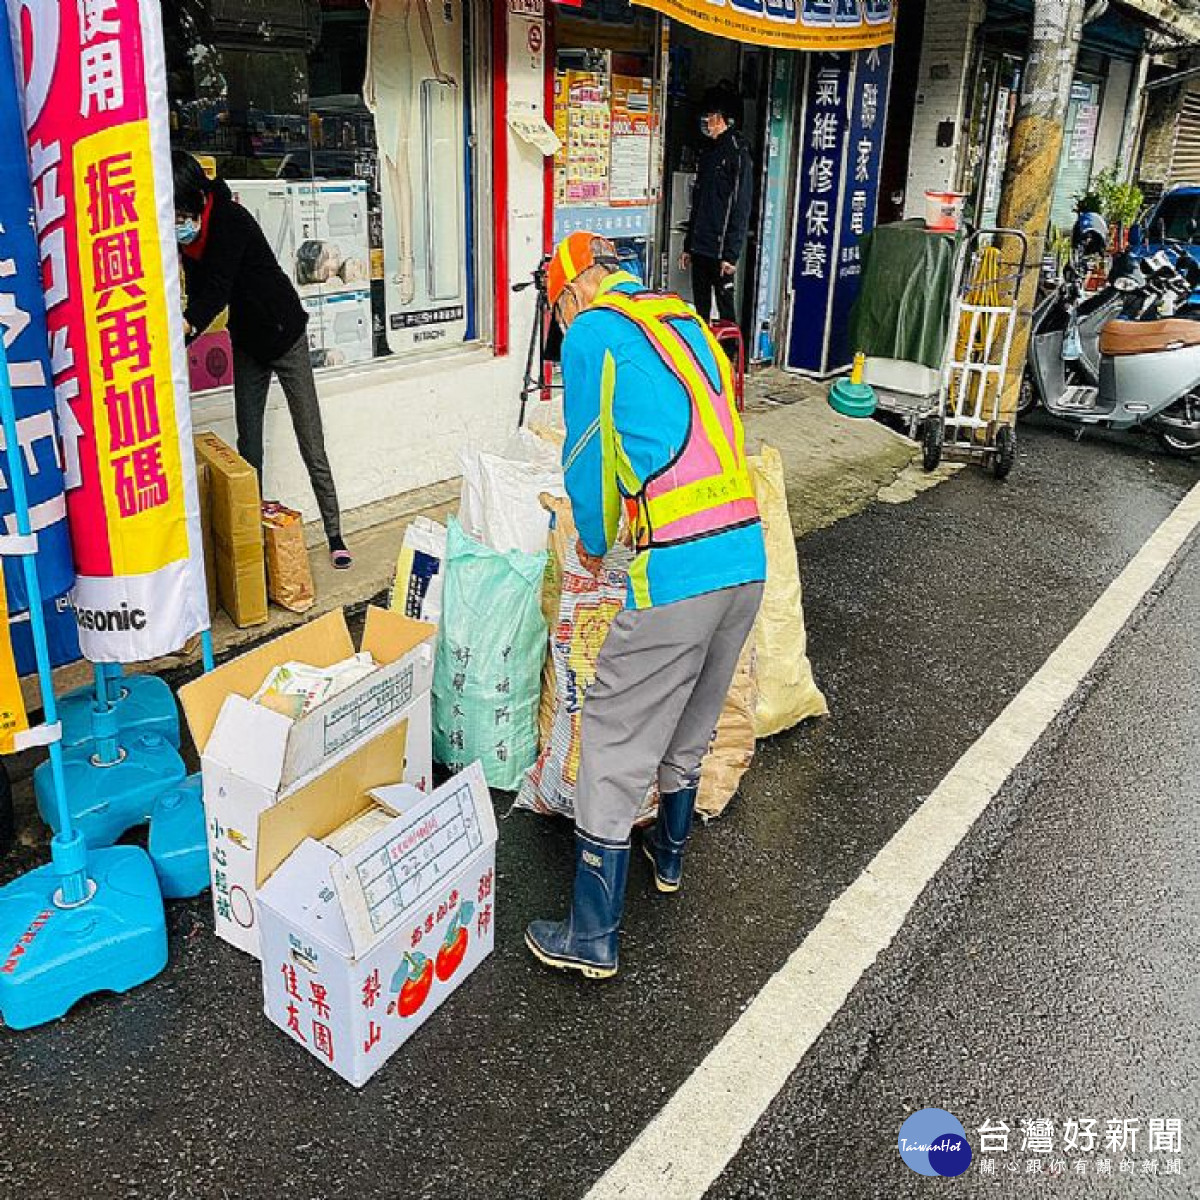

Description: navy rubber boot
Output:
[526,831,630,979]
[644,786,698,893]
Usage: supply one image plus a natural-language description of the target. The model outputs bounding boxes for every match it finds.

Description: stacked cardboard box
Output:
[194,432,268,628]
[177,606,436,958]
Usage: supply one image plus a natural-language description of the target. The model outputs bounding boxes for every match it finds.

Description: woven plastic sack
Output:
[433,518,548,790]
[515,500,656,823]
[748,444,828,737]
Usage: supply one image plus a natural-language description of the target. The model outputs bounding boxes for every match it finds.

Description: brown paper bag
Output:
[262,502,315,613]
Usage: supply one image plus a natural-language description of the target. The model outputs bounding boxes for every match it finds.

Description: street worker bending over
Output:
[526,233,766,980]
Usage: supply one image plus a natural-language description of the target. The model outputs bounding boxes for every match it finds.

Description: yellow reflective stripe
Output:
[598,350,622,549]
[612,428,641,496]
[628,553,653,609]
[558,239,577,281]
[644,469,755,529]
[594,293,738,478]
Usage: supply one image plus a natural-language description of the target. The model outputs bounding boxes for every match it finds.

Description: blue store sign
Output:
[786,45,892,376]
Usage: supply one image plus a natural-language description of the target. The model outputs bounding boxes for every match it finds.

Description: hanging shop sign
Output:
[628,0,894,52]
[827,43,891,368]
[0,22,79,676]
[6,0,209,661]
[786,47,890,376]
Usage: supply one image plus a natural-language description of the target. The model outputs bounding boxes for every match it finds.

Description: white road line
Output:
[587,480,1200,1200]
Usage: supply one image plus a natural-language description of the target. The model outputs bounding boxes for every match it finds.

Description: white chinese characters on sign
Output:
[78,1,124,117]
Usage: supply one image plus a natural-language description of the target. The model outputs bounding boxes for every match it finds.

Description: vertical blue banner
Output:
[0,29,79,672]
[786,52,851,374]
[828,44,892,369]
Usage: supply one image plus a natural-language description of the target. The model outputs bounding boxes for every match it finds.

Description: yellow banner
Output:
[75,122,190,577]
[630,0,894,50]
[0,572,29,755]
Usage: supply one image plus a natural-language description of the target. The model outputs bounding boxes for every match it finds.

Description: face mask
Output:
[175,218,200,246]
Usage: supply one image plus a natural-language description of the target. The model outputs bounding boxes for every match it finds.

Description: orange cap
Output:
[546,231,617,309]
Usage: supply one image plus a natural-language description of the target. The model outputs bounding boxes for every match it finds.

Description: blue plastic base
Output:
[34,735,187,848]
[828,378,879,419]
[0,845,167,1030]
[57,673,181,751]
[148,775,209,900]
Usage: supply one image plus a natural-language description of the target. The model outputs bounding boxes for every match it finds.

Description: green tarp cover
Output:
[849,221,961,370]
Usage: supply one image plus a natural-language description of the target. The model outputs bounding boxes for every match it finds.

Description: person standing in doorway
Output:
[172,152,352,569]
[681,83,754,324]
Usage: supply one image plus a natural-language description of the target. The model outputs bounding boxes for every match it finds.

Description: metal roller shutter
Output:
[1169,91,1200,187]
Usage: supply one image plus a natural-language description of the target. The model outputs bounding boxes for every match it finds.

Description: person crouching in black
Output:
[172,151,352,569]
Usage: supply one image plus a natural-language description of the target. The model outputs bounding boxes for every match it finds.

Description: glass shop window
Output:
[164,0,485,390]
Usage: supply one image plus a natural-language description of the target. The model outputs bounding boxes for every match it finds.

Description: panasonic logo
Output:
[75,603,148,632]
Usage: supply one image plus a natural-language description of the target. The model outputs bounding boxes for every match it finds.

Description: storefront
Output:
[172,1,895,529]
[168,0,548,526]
[546,0,896,379]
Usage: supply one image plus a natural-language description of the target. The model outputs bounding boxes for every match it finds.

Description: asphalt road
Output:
[0,419,1196,1200]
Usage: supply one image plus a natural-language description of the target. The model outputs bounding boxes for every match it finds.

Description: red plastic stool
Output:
[709,319,746,412]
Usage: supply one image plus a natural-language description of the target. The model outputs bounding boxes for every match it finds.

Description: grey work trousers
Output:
[575,582,764,842]
[232,335,342,540]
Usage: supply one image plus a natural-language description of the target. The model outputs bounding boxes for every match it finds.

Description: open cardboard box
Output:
[178,606,436,958]
[257,750,496,1087]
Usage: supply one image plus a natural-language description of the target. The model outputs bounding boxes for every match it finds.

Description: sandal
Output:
[329,535,353,570]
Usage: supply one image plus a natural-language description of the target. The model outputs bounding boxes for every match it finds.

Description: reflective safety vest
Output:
[590,288,759,550]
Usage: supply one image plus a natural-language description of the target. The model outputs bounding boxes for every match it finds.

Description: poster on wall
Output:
[364,0,469,355]
[752,52,799,364]
[609,75,653,206]
[6,0,210,661]
[0,23,80,676]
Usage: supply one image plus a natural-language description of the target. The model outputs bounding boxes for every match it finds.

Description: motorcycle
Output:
[1022,212,1200,458]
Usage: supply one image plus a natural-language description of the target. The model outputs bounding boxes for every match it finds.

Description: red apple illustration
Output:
[387,951,433,1019]
[435,902,475,982]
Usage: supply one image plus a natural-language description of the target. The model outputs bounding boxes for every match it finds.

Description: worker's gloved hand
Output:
[576,540,604,579]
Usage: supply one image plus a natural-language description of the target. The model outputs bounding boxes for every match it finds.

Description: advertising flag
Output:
[6,0,208,661]
[0,19,78,677]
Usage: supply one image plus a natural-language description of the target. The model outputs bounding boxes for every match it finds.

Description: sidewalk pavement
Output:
[26,370,947,706]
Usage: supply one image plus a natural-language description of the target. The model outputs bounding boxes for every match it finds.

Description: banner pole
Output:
[0,339,88,902]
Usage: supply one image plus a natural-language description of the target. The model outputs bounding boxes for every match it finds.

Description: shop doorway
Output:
[659,22,775,344]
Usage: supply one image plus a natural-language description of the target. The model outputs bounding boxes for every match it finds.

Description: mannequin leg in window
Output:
[365,0,418,306]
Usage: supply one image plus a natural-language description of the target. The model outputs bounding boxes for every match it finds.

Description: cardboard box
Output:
[178,606,437,958]
[194,432,268,628]
[257,761,496,1087]
[194,455,218,617]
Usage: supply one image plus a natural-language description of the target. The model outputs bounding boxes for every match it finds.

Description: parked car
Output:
[1127,185,1200,307]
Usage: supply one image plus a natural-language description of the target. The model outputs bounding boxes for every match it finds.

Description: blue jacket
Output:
[561,272,766,610]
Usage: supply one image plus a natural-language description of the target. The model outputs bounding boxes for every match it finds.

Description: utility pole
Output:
[996,0,1088,416]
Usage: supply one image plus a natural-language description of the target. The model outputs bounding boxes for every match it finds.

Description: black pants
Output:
[690,254,737,323]
[232,335,342,540]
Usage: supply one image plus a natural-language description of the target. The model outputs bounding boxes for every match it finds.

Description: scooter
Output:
[1023,215,1200,457]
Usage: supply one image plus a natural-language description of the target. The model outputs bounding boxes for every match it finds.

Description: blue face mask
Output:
[175,218,200,246]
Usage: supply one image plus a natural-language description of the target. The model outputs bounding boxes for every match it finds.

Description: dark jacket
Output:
[181,178,307,364]
[684,127,754,266]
